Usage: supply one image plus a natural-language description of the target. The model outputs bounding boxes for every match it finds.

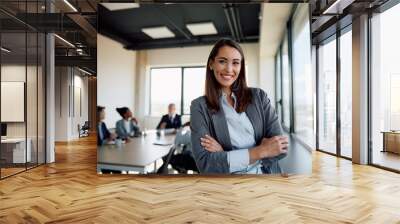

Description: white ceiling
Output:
[259,3,293,57]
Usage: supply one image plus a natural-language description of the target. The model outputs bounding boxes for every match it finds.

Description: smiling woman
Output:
[190,38,289,174]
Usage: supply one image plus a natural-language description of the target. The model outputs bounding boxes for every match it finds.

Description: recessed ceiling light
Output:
[63,0,78,12]
[78,67,92,76]
[186,22,218,36]
[141,26,175,39]
[101,3,140,11]
[54,34,75,48]
[1,47,11,53]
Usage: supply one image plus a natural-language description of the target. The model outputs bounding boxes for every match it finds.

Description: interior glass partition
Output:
[0,1,46,179]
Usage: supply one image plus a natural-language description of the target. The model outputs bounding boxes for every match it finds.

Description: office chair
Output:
[156,145,177,174]
[78,121,90,138]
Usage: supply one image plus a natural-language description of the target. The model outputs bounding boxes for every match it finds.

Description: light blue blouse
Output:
[221,92,262,174]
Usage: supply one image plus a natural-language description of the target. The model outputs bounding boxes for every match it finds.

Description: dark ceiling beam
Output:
[312,14,352,44]
[322,0,355,14]
[311,15,335,34]
[0,8,38,32]
[234,6,245,41]
[229,5,241,42]
[154,6,191,40]
[66,13,97,47]
[223,4,238,41]
[13,13,84,32]
[67,14,97,38]
[86,0,97,12]
[223,3,245,42]
[55,55,96,72]
[125,35,258,50]
[98,28,135,48]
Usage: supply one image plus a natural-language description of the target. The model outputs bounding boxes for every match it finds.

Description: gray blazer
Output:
[190,87,286,174]
[115,119,140,140]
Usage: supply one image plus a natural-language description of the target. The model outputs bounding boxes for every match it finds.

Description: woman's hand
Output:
[249,136,288,163]
[200,135,223,152]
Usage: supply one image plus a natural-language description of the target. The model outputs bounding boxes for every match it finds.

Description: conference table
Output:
[97,131,175,174]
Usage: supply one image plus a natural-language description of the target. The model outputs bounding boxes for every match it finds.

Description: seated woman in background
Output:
[97,106,116,146]
[190,38,288,174]
[115,107,140,141]
[97,106,120,174]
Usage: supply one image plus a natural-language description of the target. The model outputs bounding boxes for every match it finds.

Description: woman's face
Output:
[99,110,105,120]
[125,110,132,119]
[209,45,242,90]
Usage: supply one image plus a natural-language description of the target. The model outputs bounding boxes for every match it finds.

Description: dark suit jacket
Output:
[157,114,182,129]
[190,87,286,174]
[97,122,111,146]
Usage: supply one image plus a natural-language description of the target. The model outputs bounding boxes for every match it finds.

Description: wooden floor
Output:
[1,136,400,223]
[372,150,400,171]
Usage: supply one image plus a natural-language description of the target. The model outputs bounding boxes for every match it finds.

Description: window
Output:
[318,37,337,154]
[150,66,205,116]
[292,4,314,147]
[281,32,291,130]
[371,3,400,171]
[150,68,181,116]
[339,28,352,158]
[183,67,206,114]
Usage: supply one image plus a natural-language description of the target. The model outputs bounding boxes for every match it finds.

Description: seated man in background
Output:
[97,106,116,146]
[156,103,182,130]
[115,107,141,141]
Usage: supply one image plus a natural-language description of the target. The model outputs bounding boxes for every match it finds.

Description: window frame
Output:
[149,65,206,116]
[315,24,353,160]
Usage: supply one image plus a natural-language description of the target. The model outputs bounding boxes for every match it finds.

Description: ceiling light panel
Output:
[186,22,218,36]
[141,26,175,39]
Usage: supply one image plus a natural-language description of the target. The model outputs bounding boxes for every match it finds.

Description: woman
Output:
[115,107,140,141]
[97,106,120,174]
[97,106,116,146]
[190,38,289,174]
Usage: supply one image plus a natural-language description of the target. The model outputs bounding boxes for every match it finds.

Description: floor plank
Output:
[0,135,400,223]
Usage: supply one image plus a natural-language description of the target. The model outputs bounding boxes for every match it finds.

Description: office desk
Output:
[382,131,400,154]
[1,138,31,164]
[97,132,175,174]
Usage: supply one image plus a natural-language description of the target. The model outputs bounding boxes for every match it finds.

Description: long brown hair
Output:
[205,38,252,113]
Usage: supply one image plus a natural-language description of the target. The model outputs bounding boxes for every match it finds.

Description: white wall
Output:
[258,3,293,105]
[72,74,89,138]
[54,67,69,141]
[97,34,137,128]
[54,67,89,141]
